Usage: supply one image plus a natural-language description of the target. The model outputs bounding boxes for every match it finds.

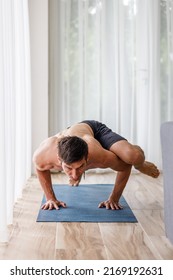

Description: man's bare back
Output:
[34,123,123,172]
[33,121,160,210]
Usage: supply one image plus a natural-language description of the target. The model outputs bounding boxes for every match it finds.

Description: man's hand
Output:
[41,199,67,210]
[98,197,123,210]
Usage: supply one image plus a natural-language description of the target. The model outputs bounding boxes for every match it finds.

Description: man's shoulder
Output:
[33,136,57,166]
[39,135,58,148]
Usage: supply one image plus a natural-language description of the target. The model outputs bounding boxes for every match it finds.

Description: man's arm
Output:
[33,140,66,210]
[35,168,66,210]
[98,165,132,210]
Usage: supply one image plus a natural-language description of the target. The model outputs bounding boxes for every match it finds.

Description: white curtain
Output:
[0,0,31,242]
[160,0,173,121]
[49,0,173,168]
[135,0,161,165]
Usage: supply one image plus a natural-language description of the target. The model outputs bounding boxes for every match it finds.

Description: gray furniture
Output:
[160,122,173,244]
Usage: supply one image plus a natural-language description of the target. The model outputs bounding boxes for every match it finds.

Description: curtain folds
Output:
[136,0,161,165]
[49,0,173,168]
[0,0,31,242]
[166,0,173,119]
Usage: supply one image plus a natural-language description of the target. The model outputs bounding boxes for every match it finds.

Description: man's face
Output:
[61,158,87,181]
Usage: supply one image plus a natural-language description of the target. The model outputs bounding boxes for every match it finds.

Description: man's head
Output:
[57,136,88,163]
[57,136,88,181]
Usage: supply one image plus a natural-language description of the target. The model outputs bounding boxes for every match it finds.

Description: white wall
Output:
[28,0,48,173]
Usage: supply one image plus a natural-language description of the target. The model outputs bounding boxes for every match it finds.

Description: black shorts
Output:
[81,120,126,150]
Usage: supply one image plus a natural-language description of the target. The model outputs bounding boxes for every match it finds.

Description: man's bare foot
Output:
[135,161,160,178]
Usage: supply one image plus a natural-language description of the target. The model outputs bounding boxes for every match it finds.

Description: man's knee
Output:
[126,146,145,166]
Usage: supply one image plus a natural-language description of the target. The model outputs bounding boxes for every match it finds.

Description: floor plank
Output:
[0,177,56,260]
[99,223,161,260]
[55,222,106,260]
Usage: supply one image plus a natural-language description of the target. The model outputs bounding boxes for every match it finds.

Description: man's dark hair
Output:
[57,136,88,164]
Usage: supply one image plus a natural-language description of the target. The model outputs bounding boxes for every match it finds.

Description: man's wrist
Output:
[46,195,57,201]
[109,192,121,202]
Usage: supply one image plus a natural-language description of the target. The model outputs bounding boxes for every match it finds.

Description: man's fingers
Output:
[98,202,104,208]
[52,203,60,210]
[110,202,120,210]
[60,201,67,208]
[41,203,49,210]
[41,200,67,210]
[98,201,123,210]
[110,203,116,210]
[106,204,110,210]
[41,202,59,210]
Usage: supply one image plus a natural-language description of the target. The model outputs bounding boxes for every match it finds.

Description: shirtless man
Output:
[33,120,160,211]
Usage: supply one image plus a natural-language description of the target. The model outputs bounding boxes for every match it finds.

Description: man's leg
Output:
[99,139,159,210]
[109,140,160,178]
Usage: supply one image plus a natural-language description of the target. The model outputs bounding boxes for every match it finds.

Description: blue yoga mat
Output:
[37,184,137,223]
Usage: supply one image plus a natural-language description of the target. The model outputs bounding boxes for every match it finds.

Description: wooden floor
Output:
[1,170,173,260]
